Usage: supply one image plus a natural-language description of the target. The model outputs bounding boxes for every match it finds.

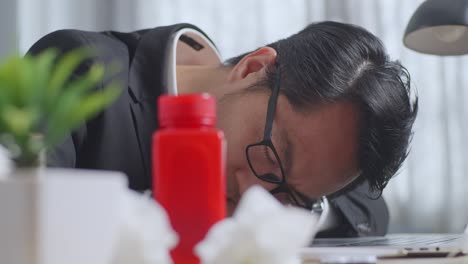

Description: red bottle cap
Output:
[158,93,216,128]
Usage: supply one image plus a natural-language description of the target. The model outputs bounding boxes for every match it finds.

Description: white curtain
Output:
[9,0,468,233]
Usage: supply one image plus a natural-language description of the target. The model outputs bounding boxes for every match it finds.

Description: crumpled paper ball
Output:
[110,190,178,264]
[0,145,13,178]
[195,186,319,264]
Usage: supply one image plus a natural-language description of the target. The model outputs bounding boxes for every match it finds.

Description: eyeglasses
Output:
[245,61,318,210]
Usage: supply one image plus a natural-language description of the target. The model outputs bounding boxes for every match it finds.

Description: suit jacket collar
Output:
[128,23,218,102]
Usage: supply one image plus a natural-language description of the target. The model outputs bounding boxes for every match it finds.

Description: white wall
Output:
[0,0,19,60]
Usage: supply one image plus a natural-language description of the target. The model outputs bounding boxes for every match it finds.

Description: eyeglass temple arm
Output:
[263,63,281,139]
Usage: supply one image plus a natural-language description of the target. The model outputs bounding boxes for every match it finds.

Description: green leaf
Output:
[44,84,86,146]
[0,55,22,106]
[45,63,105,113]
[48,48,93,97]
[0,106,37,136]
[70,83,121,124]
[29,50,59,108]
[16,55,37,106]
[45,83,121,147]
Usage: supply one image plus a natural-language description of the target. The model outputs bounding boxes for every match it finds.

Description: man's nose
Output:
[235,168,276,196]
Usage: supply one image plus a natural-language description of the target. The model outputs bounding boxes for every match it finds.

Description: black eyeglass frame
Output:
[245,61,317,209]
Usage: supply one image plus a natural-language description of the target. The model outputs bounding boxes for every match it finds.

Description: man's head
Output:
[209,21,417,215]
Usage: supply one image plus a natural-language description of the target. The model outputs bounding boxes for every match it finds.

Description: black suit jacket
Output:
[27,23,389,237]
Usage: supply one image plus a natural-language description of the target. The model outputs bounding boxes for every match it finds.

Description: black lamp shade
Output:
[404,0,468,56]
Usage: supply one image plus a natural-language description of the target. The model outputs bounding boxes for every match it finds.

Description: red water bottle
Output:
[153,94,226,264]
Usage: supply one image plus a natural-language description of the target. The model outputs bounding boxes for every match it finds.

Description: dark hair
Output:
[225,21,418,196]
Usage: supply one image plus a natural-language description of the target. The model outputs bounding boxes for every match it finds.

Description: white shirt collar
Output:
[165,28,222,95]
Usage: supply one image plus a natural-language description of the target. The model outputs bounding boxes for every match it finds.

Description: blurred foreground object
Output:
[0,48,121,167]
[195,186,319,264]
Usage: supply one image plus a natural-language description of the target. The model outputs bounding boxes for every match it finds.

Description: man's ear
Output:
[227,46,277,82]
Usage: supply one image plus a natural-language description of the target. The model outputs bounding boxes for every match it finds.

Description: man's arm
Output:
[316,181,389,237]
[26,30,97,167]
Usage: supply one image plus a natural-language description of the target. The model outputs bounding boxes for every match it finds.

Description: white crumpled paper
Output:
[195,186,320,264]
[0,145,13,178]
[110,190,178,264]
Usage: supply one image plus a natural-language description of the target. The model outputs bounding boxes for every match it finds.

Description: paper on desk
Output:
[463,225,468,253]
[0,145,12,178]
[195,186,320,264]
[110,190,178,264]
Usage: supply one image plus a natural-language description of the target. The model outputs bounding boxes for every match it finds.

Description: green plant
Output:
[0,48,121,167]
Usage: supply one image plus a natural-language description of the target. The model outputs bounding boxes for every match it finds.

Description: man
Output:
[27,21,417,237]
